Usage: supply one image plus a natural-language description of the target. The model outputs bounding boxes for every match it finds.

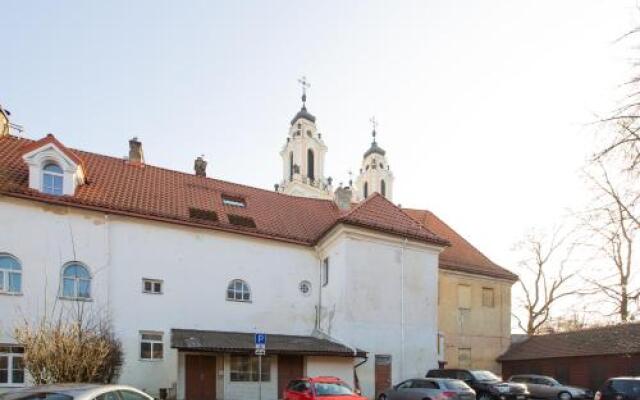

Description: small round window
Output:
[299,281,312,296]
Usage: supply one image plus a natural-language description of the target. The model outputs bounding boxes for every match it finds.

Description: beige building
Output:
[404,209,518,374]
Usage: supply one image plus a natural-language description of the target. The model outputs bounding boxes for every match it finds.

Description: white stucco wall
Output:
[317,229,440,399]
[0,197,441,399]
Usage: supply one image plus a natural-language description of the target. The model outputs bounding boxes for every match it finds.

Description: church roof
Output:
[403,208,518,281]
[290,106,316,126]
[0,134,447,248]
[363,141,386,158]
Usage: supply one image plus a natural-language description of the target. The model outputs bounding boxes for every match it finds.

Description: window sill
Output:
[226,299,252,303]
[142,292,163,295]
[58,296,93,302]
[0,383,26,388]
[0,292,23,297]
[139,358,164,362]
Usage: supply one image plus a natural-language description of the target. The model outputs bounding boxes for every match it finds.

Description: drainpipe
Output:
[354,355,369,392]
[400,238,407,380]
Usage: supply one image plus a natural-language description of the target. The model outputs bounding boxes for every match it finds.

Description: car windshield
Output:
[0,393,74,400]
[313,382,355,396]
[546,378,560,386]
[445,380,472,390]
[471,371,501,382]
[611,380,640,394]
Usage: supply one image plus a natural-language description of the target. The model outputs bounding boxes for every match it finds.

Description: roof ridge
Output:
[407,207,500,267]
[10,134,336,205]
[527,321,640,338]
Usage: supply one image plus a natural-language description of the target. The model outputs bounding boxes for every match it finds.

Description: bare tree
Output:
[513,228,580,335]
[582,162,639,322]
[14,302,122,384]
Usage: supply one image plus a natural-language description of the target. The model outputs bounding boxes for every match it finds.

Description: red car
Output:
[283,376,366,400]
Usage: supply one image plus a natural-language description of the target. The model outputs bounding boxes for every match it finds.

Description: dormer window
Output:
[42,163,64,195]
[22,134,85,197]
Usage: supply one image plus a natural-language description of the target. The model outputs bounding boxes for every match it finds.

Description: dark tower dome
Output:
[363,141,386,158]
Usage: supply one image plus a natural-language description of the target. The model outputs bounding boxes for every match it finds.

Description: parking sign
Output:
[255,333,266,349]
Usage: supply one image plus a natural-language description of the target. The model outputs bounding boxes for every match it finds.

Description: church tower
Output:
[355,118,394,201]
[277,78,333,199]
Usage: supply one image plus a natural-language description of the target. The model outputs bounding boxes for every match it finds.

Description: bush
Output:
[15,316,123,384]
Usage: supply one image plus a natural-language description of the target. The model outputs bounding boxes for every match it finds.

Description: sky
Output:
[2,1,639,325]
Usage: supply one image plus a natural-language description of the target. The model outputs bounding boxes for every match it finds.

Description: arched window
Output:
[227,279,251,302]
[289,152,294,181]
[42,162,64,196]
[61,263,91,299]
[307,149,315,181]
[364,182,369,198]
[381,179,387,197]
[0,254,22,294]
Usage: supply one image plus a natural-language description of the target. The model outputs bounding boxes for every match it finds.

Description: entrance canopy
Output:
[171,328,366,358]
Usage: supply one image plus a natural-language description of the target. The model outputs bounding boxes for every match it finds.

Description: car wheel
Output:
[558,392,572,400]
[478,393,493,400]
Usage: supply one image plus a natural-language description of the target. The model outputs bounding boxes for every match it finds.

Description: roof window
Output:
[227,214,256,228]
[189,208,218,222]
[222,195,246,208]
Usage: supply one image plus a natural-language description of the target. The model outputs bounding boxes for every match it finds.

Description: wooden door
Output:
[186,355,217,400]
[375,354,393,398]
[278,355,304,399]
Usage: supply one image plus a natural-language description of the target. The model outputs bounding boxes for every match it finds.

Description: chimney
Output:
[334,186,353,210]
[128,137,144,164]
[194,155,207,177]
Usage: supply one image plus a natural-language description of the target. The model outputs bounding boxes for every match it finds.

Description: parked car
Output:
[595,377,640,400]
[378,377,476,400]
[0,384,153,400]
[283,376,366,400]
[508,374,592,400]
[427,369,529,400]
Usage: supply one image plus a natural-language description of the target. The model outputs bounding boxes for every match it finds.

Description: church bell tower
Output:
[354,117,394,201]
[277,77,332,199]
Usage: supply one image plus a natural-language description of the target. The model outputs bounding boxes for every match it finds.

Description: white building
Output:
[0,98,450,400]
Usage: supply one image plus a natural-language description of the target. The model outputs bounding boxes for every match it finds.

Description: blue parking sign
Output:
[255,333,266,347]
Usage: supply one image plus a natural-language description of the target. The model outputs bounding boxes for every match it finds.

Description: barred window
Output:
[230,355,270,382]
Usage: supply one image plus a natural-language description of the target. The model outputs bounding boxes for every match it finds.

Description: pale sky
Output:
[2,1,639,316]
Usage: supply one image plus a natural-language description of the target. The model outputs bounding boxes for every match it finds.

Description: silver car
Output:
[508,375,592,400]
[0,384,154,400]
[380,378,476,400]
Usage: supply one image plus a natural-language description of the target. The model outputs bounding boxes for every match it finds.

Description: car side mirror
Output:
[355,389,362,395]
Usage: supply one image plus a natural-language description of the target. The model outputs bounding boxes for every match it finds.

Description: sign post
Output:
[255,333,266,400]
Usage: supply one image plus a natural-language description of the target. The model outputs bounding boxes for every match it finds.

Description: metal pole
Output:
[258,354,262,400]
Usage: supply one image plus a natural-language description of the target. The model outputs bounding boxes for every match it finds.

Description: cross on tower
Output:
[370,116,378,143]
[298,76,311,106]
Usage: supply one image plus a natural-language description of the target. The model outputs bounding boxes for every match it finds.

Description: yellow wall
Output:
[437,269,513,374]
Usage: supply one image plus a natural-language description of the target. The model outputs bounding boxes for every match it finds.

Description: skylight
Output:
[188,208,218,223]
[222,195,246,208]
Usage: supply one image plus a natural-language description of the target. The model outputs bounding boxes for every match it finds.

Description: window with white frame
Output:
[140,332,163,360]
[230,355,271,382]
[42,162,64,196]
[61,263,91,300]
[226,279,251,302]
[322,257,329,287]
[0,345,24,385]
[142,278,163,294]
[0,254,22,295]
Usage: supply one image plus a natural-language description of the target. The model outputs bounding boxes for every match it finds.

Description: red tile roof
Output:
[0,134,447,247]
[403,208,518,281]
[498,323,640,361]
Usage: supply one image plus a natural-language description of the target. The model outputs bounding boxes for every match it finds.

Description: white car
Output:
[0,384,154,400]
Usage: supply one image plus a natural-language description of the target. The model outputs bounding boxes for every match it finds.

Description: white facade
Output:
[0,196,441,399]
